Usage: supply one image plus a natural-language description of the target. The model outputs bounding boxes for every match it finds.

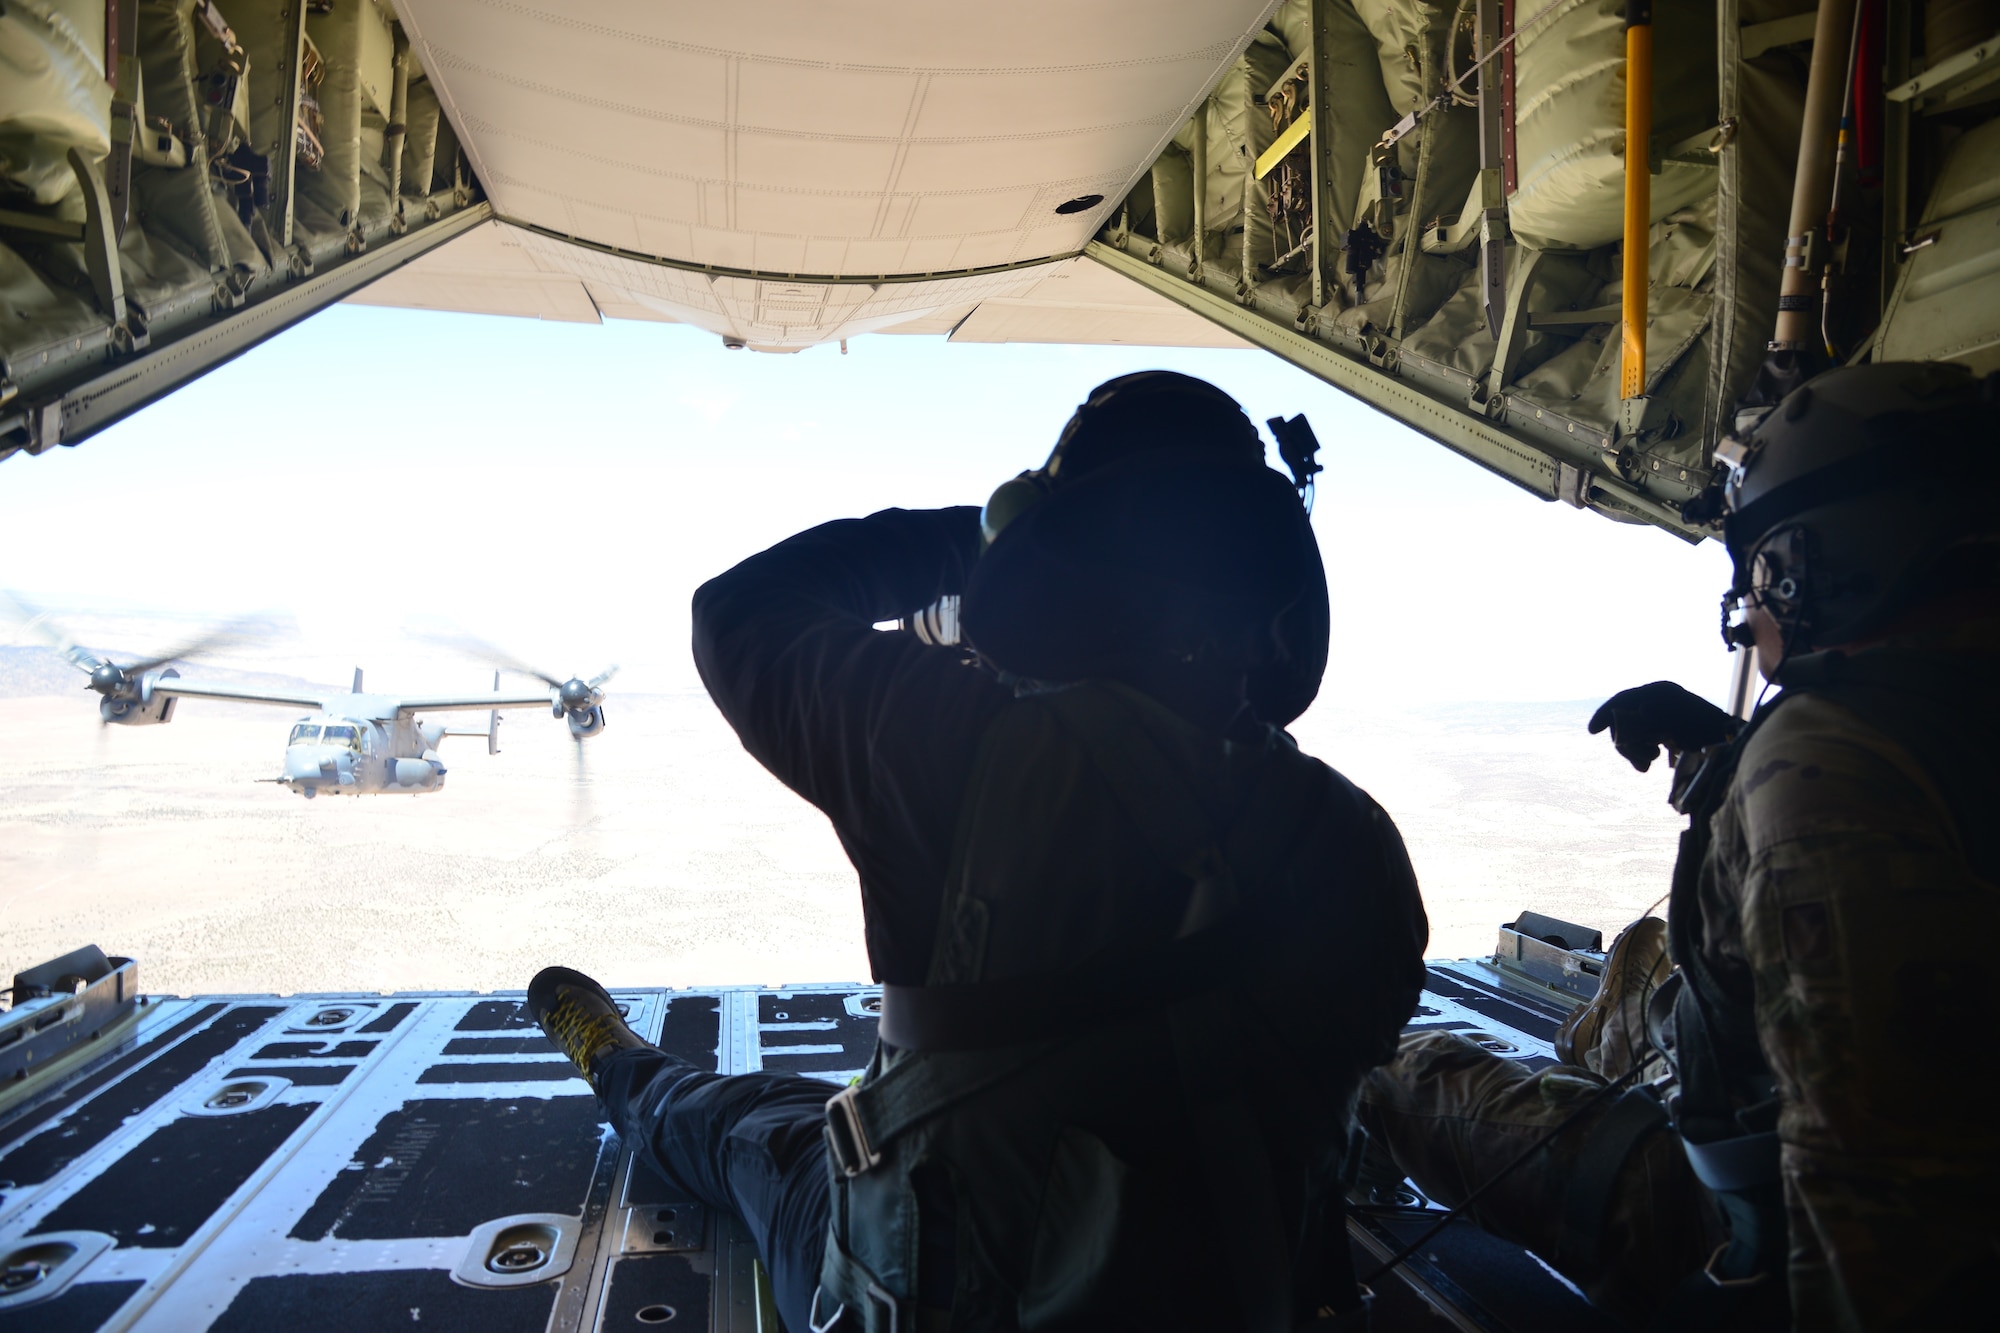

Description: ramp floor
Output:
[0,965,1610,1332]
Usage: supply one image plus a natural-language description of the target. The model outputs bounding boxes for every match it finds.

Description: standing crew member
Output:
[528,373,1429,1331]
[1360,361,1999,1330]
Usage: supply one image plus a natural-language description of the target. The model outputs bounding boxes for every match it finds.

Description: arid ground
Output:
[2,667,1684,998]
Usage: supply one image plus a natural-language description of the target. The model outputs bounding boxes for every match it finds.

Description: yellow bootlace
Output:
[545,994,623,1073]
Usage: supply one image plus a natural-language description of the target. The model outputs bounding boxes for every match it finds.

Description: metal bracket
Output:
[0,1232,115,1313]
[824,1083,881,1178]
[1475,0,1511,338]
[66,148,127,326]
[0,947,138,1088]
[1556,461,1592,508]
[1618,394,1674,437]
[453,1214,582,1289]
[1485,245,1546,399]
[1885,30,2000,106]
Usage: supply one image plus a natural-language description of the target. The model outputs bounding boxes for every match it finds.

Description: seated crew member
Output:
[1360,361,2000,1331]
[526,372,1429,1332]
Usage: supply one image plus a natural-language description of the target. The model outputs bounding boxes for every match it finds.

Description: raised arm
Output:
[690,506,1011,979]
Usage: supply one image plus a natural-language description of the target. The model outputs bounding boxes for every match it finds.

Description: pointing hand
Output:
[1587,681,1734,773]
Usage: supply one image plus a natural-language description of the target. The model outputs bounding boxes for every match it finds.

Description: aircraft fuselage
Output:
[280,705,449,798]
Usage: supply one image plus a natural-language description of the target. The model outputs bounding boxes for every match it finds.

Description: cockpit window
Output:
[288,723,321,746]
[322,725,360,750]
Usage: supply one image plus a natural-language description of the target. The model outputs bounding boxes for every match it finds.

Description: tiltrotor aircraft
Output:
[3,0,1994,1328]
[9,597,613,798]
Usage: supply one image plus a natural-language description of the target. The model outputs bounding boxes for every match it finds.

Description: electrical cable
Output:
[1382,0,1575,149]
[1446,0,1482,106]
[1822,0,1868,357]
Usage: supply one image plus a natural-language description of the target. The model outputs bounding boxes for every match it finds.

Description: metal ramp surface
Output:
[0,963,1611,1332]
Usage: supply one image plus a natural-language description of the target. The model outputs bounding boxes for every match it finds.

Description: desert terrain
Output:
[1,654,1685,998]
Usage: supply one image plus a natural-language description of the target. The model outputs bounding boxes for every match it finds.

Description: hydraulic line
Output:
[1773,0,1862,351]
[387,30,411,204]
[1621,0,1654,401]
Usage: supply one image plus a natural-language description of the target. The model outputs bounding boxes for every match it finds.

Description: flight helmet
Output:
[1702,360,2000,652]
[979,370,1264,546]
[965,372,1331,726]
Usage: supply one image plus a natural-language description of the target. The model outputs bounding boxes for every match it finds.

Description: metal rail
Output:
[8,202,491,457]
[1088,238,1702,536]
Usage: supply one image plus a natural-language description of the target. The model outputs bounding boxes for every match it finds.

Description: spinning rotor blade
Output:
[416,626,617,705]
[0,589,105,675]
[414,627,563,689]
[1,592,260,685]
[117,618,261,675]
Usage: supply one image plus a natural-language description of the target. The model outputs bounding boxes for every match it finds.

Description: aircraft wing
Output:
[152,680,332,711]
[393,692,556,718]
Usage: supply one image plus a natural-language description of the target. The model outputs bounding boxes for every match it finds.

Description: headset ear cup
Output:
[981,473,1050,547]
[1246,512,1329,727]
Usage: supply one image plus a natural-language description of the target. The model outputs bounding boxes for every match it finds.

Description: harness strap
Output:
[1679,1130,1781,1193]
[1302,1191,1373,1330]
[1556,1086,1670,1273]
[888,683,1326,1055]
[880,915,1253,1052]
[825,1041,1054,1178]
[1776,650,2000,881]
[856,682,1358,1327]
[1039,683,1244,932]
[1170,995,1296,1333]
[1042,684,1335,925]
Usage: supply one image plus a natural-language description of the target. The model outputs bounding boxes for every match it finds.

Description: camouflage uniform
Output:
[1362,626,2000,1331]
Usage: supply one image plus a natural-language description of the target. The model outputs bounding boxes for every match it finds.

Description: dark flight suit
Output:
[596,506,1428,1332]
[1361,627,2000,1331]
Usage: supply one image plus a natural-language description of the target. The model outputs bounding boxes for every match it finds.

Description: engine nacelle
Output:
[99,668,179,726]
[565,705,606,741]
[393,757,443,789]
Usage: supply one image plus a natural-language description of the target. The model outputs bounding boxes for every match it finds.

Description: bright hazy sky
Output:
[0,304,1735,705]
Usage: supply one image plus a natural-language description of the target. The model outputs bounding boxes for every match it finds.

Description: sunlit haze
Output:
[1,305,1735,993]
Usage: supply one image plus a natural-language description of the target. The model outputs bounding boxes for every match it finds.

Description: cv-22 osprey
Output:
[13,602,617,798]
[87,655,613,799]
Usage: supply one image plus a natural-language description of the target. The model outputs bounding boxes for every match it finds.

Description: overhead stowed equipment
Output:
[0,0,488,463]
[1094,0,1730,536]
[1095,0,2000,540]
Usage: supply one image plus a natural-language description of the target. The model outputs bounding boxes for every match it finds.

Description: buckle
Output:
[866,1281,903,1333]
[1701,1242,1768,1290]
[1306,1286,1375,1331]
[824,1083,881,1178]
[808,1286,847,1332]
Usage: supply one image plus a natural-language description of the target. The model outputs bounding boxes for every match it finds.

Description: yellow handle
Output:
[1621,21,1653,402]
[1255,114,1313,182]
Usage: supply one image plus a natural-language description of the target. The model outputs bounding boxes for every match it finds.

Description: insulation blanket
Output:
[1509,0,1716,250]
[0,0,111,207]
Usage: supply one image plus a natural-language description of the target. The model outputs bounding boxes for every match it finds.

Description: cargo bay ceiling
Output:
[8,0,2000,544]
[364,0,1278,345]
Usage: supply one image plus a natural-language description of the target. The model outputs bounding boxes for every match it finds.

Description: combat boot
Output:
[1553,917,1670,1081]
[527,965,656,1093]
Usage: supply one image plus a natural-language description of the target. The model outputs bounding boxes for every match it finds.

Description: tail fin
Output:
[352,666,364,693]
[488,670,501,755]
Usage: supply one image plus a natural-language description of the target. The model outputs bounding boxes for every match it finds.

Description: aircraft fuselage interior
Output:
[4,0,1996,1329]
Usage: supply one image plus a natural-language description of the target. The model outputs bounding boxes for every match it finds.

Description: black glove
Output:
[1587,681,1735,773]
